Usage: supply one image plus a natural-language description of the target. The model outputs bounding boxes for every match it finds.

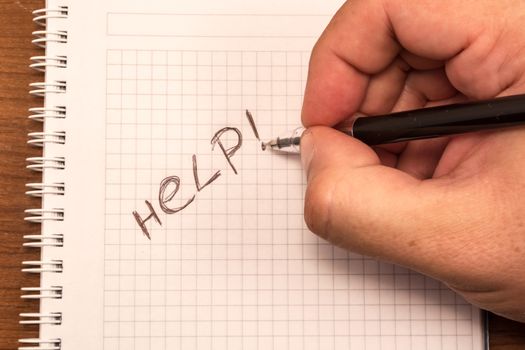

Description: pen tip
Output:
[261,140,276,151]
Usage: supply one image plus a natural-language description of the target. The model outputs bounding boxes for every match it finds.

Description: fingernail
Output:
[301,128,316,177]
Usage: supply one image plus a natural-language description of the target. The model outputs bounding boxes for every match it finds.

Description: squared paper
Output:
[46,1,485,349]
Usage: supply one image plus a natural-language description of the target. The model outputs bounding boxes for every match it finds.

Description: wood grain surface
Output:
[0,0,523,349]
[0,1,43,349]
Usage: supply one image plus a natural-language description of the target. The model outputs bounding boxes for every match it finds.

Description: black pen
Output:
[265,94,525,153]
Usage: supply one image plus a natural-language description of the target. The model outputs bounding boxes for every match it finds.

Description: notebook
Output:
[21,0,486,349]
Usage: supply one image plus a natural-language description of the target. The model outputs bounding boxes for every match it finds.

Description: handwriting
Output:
[245,109,268,151]
[158,176,195,215]
[193,154,220,192]
[132,126,243,240]
[132,200,161,240]
[211,127,242,174]
[245,109,260,140]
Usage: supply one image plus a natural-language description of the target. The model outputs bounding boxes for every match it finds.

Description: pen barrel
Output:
[351,94,525,145]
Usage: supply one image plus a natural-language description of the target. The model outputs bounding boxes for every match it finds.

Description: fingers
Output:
[392,68,457,112]
[302,0,521,128]
[302,0,399,127]
[302,0,475,127]
[365,69,457,177]
[395,93,468,179]
[359,58,409,116]
[445,3,525,99]
[399,50,444,70]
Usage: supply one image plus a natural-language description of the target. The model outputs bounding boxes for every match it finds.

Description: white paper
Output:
[39,1,485,349]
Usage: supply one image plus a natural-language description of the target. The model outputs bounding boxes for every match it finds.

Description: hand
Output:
[301,0,525,322]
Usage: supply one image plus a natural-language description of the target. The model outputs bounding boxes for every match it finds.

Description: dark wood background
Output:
[0,0,523,349]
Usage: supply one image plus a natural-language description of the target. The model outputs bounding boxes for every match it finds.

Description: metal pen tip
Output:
[263,128,304,154]
[261,139,277,151]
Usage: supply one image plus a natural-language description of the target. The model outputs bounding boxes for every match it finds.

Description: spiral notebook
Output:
[22,0,486,349]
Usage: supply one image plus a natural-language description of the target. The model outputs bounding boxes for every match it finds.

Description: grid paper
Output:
[103,49,479,350]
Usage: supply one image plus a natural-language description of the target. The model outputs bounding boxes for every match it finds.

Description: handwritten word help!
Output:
[132,110,263,240]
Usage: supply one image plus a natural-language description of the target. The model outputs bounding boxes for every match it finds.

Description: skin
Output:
[301,0,525,322]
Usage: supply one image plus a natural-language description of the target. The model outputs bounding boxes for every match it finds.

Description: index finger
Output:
[302,0,399,127]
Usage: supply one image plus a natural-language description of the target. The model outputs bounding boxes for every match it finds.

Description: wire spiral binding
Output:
[21,6,68,350]
[26,183,65,197]
[33,7,68,27]
[29,81,67,97]
[28,107,66,122]
[22,260,63,274]
[31,30,68,49]
[30,56,67,72]
[24,208,64,223]
[23,234,64,248]
[18,339,61,350]
[20,313,62,325]
[26,157,66,171]
[28,132,66,146]
[21,287,63,300]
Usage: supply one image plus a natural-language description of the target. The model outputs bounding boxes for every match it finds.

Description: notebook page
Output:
[55,1,485,349]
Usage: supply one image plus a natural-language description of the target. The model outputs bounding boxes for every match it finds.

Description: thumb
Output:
[301,126,448,272]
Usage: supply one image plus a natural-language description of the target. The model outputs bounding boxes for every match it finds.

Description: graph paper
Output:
[102,48,483,350]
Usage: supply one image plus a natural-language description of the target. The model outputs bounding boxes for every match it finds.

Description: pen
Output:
[265,94,525,153]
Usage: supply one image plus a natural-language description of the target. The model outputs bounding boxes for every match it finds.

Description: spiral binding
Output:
[22,260,63,274]
[33,7,68,27]
[29,81,67,97]
[20,313,62,325]
[21,287,63,300]
[31,30,68,49]
[18,339,61,350]
[23,234,64,248]
[30,56,67,72]
[28,107,66,122]
[25,183,65,197]
[26,157,66,171]
[28,132,66,147]
[21,6,68,350]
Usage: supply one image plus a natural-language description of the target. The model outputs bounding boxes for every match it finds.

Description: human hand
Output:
[301,0,525,322]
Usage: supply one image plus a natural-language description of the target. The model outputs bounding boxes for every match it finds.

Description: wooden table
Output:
[0,1,524,349]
